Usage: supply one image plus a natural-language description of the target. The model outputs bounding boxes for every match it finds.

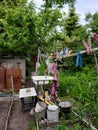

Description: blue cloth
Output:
[76,50,82,67]
[62,47,66,56]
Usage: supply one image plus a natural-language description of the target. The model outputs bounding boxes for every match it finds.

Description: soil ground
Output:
[0,100,10,130]
[0,97,34,130]
[0,97,55,130]
[8,100,34,130]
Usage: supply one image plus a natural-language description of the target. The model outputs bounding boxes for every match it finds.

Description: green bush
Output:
[57,65,98,128]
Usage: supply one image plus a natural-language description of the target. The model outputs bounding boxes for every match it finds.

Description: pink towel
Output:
[51,63,58,95]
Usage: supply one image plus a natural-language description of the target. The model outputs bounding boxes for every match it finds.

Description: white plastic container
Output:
[47,105,59,122]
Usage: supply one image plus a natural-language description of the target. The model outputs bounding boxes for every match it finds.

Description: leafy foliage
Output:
[43,0,76,8]
[64,3,80,37]
[85,12,98,33]
[0,0,38,58]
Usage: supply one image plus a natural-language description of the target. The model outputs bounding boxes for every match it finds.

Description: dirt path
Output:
[0,100,11,130]
[0,97,34,130]
[8,100,34,130]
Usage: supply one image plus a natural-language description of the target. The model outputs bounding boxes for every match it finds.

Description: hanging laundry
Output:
[65,49,72,57]
[60,47,67,57]
[82,38,92,54]
[76,50,82,67]
[46,56,53,74]
[51,60,58,96]
[91,33,98,45]
[62,47,66,56]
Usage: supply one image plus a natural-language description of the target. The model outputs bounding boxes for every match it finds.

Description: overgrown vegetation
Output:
[57,59,98,128]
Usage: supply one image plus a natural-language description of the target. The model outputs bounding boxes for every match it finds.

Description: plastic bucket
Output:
[47,105,59,122]
[35,101,46,112]
[59,101,71,119]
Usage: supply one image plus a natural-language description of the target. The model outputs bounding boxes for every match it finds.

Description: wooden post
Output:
[11,76,15,96]
[93,52,98,87]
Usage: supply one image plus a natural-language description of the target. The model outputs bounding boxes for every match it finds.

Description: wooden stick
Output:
[11,76,15,96]
[72,110,98,130]
[93,52,98,87]
[57,47,98,60]
[5,97,14,130]
[38,96,52,105]
[64,47,98,58]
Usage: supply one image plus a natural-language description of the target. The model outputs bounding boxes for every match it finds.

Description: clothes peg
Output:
[82,38,92,54]
[91,33,98,45]
[76,50,82,67]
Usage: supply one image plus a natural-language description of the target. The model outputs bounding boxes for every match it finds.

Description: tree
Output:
[43,0,76,8]
[35,7,62,52]
[0,0,86,58]
[0,0,38,58]
[64,2,80,37]
[85,12,98,33]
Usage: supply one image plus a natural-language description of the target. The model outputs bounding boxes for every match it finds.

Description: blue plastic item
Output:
[76,50,82,67]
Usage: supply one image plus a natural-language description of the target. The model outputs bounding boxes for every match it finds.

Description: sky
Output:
[28,0,98,25]
[75,0,98,25]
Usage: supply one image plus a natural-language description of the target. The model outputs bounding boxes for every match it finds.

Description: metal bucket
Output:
[34,101,47,120]
[47,105,59,122]
[35,101,46,113]
[59,101,71,119]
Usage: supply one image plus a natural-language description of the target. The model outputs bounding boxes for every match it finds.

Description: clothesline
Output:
[37,46,98,62]
[64,47,98,58]
[56,47,98,67]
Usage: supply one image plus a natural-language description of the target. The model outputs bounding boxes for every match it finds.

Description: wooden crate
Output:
[6,69,22,92]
